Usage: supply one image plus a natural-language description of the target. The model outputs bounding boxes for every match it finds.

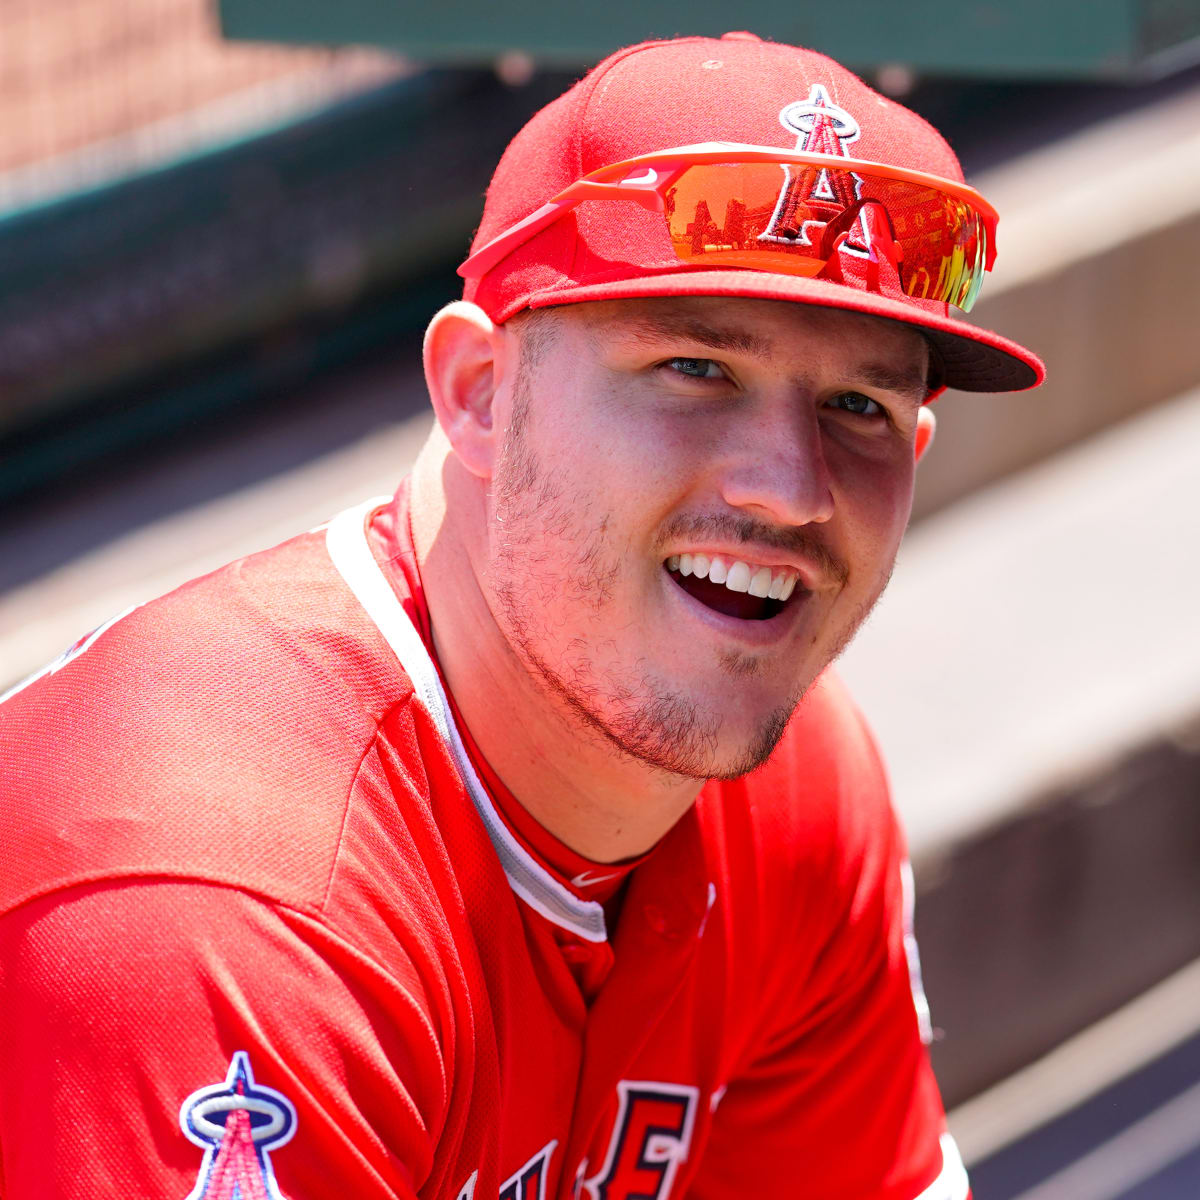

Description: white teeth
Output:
[667,553,801,607]
[724,561,751,593]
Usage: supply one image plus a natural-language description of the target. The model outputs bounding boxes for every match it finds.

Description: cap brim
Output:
[521,269,1043,395]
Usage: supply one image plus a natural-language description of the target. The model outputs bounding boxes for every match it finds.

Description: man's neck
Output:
[409,441,702,864]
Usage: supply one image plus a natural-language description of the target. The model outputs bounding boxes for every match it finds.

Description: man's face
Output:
[482,295,928,780]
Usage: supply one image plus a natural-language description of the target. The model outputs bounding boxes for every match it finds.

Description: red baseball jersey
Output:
[0,488,967,1199]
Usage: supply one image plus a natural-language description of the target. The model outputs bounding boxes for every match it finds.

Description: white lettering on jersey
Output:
[581,1081,699,1200]
[498,1140,556,1200]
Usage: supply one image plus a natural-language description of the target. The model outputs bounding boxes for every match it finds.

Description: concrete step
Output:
[840,384,1200,1104]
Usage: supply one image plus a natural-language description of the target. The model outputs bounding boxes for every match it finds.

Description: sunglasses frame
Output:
[458,142,999,298]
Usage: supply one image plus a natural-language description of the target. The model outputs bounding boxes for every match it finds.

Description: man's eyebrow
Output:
[851,363,929,403]
[610,314,777,361]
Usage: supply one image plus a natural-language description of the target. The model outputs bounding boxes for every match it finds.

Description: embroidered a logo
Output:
[759,83,870,258]
[179,1051,297,1200]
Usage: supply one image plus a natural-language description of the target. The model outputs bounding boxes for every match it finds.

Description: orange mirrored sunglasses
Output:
[459,143,999,313]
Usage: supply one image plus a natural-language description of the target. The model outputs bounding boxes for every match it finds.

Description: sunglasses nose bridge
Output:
[576,176,667,214]
[617,161,691,213]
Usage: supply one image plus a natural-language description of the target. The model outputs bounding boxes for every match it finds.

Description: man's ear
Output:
[423,300,511,480]
[914,405,937,462]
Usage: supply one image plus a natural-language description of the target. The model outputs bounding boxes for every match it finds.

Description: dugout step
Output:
[840,383,1200,1106]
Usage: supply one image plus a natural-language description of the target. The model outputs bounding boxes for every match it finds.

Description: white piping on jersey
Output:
[914,1133,969,1200]
[325,498,609,944]
[901,859,934,1046]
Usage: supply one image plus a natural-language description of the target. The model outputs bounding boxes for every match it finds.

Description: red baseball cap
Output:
[462,33,1043,395]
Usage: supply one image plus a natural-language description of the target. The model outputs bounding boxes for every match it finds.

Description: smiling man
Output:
[0,33,1041,1200]
[419,296,935,859]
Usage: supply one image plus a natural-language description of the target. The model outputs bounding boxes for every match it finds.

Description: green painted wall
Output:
[220,0,1200,80]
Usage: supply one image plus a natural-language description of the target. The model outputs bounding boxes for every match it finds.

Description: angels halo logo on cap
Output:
[778,84,860,147]
[759,85,871,259]
[462,33,1044,396]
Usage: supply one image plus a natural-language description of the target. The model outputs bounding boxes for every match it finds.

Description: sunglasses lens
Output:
[665,163,989,312]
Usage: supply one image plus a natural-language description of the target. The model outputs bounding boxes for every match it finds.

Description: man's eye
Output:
[667,357,722,380]
[829,392,885,417]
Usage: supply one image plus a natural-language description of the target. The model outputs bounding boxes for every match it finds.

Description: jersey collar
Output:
[324,496,611,945]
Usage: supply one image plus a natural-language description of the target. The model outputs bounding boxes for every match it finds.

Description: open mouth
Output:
[665,553,803,621]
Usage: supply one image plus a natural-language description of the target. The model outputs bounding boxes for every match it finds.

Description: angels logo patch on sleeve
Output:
[179,1051,297,1200]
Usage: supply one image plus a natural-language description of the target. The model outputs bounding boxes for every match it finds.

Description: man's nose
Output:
[717,405,835,527]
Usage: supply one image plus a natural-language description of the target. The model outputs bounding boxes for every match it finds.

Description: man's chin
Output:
[611,697,799,783]
[703,706,798,780]
[519,638,803,781]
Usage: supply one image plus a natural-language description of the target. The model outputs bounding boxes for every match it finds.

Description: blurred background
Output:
[1,2,1198,1195]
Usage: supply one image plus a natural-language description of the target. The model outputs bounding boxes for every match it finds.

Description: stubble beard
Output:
[485,376,813,782]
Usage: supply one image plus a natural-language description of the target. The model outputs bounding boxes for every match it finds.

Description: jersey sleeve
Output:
[688,684,969,1200]
[0,880,438,1199]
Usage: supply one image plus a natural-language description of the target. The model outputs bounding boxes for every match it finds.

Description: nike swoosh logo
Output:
[570,869,621,888]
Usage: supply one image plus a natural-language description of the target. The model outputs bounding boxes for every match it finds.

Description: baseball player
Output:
[0,33,1042,1200]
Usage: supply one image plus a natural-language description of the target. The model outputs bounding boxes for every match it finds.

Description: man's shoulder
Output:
[0,523,433,920]
[696,672,911,1003]
[703,668,898,881]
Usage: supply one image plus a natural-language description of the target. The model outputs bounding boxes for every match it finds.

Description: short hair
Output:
[508,307,561,377]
